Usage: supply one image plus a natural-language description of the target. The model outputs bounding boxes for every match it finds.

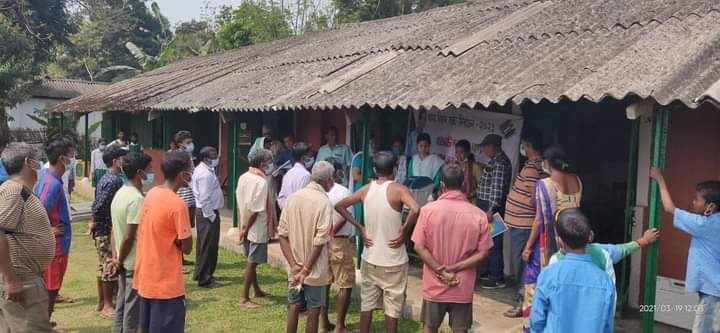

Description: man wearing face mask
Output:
[35,137,76,324]
[278,143,312,209]
[90,138,108,188]
[91,145,128,318]
[0,143,55,332]
[174,131,196,268]
[235,149,274,307]
[134,151,193,332]
[108,152,153,333]
[191,147,224,288]
[503,127,544,317]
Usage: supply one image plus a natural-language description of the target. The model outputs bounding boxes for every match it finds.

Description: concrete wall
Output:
[7,98,103,140]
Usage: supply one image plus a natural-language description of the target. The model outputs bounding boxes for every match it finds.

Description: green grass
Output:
[54,224,427,332]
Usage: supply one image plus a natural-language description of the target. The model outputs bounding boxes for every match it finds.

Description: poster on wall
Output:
[412,107,524,172]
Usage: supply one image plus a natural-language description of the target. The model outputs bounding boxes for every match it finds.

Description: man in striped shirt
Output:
[503,127,544,317]
[174,131,196,268]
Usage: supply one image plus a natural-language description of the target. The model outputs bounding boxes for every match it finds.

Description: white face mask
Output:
[210,158,219,169]
[142,172,155,187]
[542,162,551,175]
[520,145,527,157]
[184,143,194,154]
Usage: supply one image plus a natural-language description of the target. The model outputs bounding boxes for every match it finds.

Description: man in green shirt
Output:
[108,152,153,333]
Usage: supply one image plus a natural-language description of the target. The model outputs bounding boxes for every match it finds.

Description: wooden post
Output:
[641,106,669,332]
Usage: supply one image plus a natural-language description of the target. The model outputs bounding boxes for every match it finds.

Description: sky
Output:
[153,0,240,26]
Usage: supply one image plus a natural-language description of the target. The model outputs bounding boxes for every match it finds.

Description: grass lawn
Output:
[53,224,430,332]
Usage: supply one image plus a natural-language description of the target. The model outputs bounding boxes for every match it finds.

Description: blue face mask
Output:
[265,163,274,175]
[210,158,219,169]
[98,144,107,151]
[391,147,403,157]
[184,143,194,154]
[142,172,155,187]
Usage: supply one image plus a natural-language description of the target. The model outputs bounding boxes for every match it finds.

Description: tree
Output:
[216,1,291,50]
[0,0,74,147]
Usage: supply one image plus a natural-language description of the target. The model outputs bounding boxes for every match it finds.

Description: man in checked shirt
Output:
[476,134,513,289]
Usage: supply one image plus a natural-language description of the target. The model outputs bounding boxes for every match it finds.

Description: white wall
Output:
[6,97,60,130]
[6,97,103,141]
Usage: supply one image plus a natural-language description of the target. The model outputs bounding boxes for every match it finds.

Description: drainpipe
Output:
[641,106,670,333]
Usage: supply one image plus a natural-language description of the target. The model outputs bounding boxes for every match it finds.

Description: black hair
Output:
[326,126,339,137]
[44,138,76,165]
[697,181,720,209]
[542,144,569,172]
[442,164,464,189]
[102,145,128,167]
[131,132,139,139]
[282,133,295,141]
[521,127,543,151]
[417,133,431,145]
[325,157,344,176]
[373,151,397,177]
[122,153,152,179]
[455,139,475,163]
[198,146,217,161]
[162,151,192,181]
[292,142,310,162]
[391,136,405,145]
[556,208,592,249]
[97,137,108,145]
[173,130,192,143]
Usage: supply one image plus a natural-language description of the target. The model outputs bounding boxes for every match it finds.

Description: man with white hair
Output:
[236,148,274,307]
[0,143,55,332]
[278,161,334,333]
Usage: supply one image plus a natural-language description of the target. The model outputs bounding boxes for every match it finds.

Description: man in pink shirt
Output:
[411,164,493,333]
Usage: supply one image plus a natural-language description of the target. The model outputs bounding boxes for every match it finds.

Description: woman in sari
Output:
[521,145,582,332]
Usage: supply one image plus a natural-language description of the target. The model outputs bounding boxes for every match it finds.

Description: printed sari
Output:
[522,177,582,332]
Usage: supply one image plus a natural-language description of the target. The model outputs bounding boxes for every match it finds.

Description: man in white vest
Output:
[335,151,420,333]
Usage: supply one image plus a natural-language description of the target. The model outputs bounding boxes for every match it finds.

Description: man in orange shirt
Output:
[133,151,193,333]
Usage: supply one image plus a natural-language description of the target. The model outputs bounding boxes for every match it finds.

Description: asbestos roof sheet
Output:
[53,0,720,113]
[30,78,109,100]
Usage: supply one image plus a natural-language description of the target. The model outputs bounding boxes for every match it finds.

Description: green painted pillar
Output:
[230,118,239,228]
[642,106,670,333]
[357,106,371,266]
[84,113,90,176]
[619,119,640,315]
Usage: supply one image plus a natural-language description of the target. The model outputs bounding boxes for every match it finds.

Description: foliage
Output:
[0,0,74,147]
[174,20,218,59]
[51,0,170,81]
[216,1,291,50]
[26,105,80,143]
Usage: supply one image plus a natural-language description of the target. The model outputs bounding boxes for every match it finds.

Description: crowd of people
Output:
[0,121,718,333]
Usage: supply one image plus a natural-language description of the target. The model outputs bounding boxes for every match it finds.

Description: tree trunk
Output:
[0,109,10,148]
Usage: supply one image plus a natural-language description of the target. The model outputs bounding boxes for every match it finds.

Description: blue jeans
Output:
[511,228,531,306]
[694,292,720,333]
[489,234,504,281]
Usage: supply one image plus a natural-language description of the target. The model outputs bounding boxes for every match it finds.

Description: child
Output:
[650,167,720,332]
[530,208,615,333]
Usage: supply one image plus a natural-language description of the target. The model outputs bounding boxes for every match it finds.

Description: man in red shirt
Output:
[411,164,493,333]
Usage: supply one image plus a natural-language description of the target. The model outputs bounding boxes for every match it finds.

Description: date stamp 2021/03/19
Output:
[639,304,704,313]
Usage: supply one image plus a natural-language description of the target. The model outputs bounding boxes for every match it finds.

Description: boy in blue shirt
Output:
[530,208,615,333]
[650,167,720,332]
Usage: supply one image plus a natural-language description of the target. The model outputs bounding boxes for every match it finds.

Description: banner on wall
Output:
[414,108,524,171]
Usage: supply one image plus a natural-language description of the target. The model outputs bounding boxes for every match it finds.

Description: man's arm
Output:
[335,186,372,247]
[650,167,676,214]
[194,173,216,221]
[0,231,23,302]
[239,212,258,242]
[388,185,419,248]
[177,236,192,255]
[117,224,138,267]
[447,249,490,273]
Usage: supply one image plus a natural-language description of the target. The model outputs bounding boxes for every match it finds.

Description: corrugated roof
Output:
[53,0,720,113]
[30,78,109,99]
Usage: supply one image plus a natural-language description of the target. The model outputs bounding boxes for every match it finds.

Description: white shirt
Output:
[236,171,269,243]
[91,149,106,171]
[277,163,311,209]
[191,162,224,221]
[328,183,354,236]
[411,154,444,179]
